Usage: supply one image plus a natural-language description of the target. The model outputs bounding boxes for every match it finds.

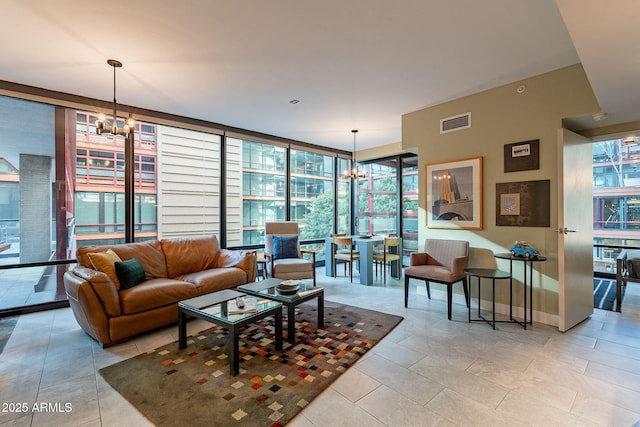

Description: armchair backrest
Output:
[333,236,354,253]
[266,222,299,236]
[424,239,469,271]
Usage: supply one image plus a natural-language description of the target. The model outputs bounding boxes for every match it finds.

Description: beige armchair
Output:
[404,238,469,320]
[265,222,316,286]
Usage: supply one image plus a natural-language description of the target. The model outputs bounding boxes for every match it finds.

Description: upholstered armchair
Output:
[265,222,316,286]
[404,238,469,320]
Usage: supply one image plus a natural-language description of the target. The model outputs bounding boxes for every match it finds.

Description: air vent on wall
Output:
[440,112,471,134]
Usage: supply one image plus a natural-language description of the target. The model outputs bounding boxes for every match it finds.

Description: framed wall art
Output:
[504,139,539,172]
[425,156,483,229]
[495,179,550,227]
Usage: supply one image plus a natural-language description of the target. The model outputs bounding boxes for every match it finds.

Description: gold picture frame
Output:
[425,156,483,229]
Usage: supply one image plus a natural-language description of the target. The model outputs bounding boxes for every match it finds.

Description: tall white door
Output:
[558,128,594,331]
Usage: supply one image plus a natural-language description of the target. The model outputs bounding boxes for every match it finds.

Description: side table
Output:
[494,253,547,330]
[256,254,267,280]
[465,268,518,330]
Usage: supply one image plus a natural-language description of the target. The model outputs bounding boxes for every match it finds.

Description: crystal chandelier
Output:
[344,129,366,179]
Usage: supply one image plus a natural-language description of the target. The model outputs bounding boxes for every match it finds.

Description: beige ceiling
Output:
[0,0,636,151]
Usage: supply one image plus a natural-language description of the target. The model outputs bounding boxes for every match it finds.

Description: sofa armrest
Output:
[409,252,428,266]
[63,269,116,346]
[218,249,257,283]
[71,266,121,316]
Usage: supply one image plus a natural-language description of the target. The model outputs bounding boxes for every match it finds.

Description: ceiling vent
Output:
[440,112,471,134]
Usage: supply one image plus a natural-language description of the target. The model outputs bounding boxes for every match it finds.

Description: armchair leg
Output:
[425,280,431,299]
[447,284,453,320]
[404,275,410,307]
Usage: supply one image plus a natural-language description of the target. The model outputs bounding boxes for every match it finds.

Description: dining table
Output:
[325,235,399,285]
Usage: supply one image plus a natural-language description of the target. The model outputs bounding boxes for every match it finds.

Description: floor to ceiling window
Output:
[0,95,67,311]
[226,138,287,247]
[290,149,334,240]
[402,156,419,256]
[73,111,158,246]
[336,157,351,235]
[354,155,418,263]
[593,136,640,273]
[356,160,399,236]
[155,125,221,240]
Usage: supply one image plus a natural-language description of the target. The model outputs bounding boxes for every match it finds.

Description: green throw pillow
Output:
[114,258,146,290]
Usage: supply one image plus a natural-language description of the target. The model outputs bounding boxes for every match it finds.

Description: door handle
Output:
[557,227,576,234]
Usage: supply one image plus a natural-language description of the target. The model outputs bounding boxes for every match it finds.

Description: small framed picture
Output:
[504,139,540,172]
[511,144,530,157]
[500,193,521,215]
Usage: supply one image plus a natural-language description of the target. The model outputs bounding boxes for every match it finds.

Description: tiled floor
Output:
[2,271,640,426]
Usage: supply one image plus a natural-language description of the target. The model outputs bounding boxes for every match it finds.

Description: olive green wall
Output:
[401,63,600,326]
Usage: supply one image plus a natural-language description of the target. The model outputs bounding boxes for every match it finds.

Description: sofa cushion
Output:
[119,278,197,315]
[87,249,122,288]
[273,235,299,259]
[78,240,168,279]
[115,258,146,290]
[161,235,220,278]
[176,268,248,295]
[111,240,169,279]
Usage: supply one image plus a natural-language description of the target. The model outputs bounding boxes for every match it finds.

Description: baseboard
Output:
[415,285,559,327]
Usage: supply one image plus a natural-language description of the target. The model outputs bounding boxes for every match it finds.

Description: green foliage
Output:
[300,191,335,240]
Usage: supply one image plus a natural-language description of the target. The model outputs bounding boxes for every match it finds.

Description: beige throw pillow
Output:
[87,249,122,288]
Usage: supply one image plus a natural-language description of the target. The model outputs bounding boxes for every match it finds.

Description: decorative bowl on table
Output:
[357,234,372,239]
[277,280,300,295]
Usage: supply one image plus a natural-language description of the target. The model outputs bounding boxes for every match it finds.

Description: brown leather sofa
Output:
[63,235,256,347]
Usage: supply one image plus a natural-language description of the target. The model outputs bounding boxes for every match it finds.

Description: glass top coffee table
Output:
[178,289,282,376]
[238,278,324,344]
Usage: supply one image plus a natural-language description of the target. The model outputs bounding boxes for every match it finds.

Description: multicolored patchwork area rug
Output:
[99,301,402,427]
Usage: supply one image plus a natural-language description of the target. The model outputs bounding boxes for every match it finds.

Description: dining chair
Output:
[265,221,316,286]
[404,238,469,320]
[332,236,360,282]
[372,237,402,284]
[331,233,359,255]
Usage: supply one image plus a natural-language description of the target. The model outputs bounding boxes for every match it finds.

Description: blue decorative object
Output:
[273,235,299,259]
[510,241,540,258]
